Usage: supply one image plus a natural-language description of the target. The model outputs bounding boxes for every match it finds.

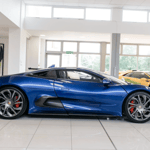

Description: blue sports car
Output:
[0,67,150,123]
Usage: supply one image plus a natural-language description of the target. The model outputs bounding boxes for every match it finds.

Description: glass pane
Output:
[86,8,111,21]
[139,46,150,55]
[79,43,100,53]
[53,8,84,19]
[138,57,150,71]
[47,41,61,51]
[26,6,52,18]
[122,45,137,55]
[105,55,110,72]
[63,42,77,52]
[62,54,76,67]
[123,10,147,23]
[106,44,121,54]
[106,44,110,54]
[47,55,60,67]
[78,54,100,71]
[119,56,137,71]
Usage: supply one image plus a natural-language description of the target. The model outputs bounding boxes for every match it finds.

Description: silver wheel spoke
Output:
[7,90,11,98]
[7,110,12,117]
[2,107,7,115]
[14,101,23,104]
[13,107,22,110]
[11,91,15,99]
[15,95,21,102]
[128,106,136,111]
[144,99,150,107]
[131,97,139,104]
[140,112,144,120]
[138,95,142,104]
[1,92,8,100]
[0,102,5,105]
[128,103,137,106]
[142,95,147,104]
[132,109,138,116]
[10,107,17,115]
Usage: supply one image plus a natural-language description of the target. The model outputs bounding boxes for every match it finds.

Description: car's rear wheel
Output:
[125,92,150,123]
[0,87,27,119]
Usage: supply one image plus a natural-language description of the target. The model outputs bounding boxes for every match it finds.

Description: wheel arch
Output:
[0,84,29,113]
[122,89,150,115]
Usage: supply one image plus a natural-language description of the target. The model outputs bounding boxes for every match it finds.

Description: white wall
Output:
[0,0,21,27]
[0,37,8,75]
[24,18,150,35]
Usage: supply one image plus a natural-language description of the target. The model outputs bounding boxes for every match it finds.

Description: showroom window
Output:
[26,5,52,18]
[119,44,150,71]
[53,8,84,19]
[46,41,101,71]
[86,8,111,21]
[122,10,147,23]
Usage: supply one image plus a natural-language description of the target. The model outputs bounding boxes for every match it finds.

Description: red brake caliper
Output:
[130,100,134,113]
[15,96,20,108]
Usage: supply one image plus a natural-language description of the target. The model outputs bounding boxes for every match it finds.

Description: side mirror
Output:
[103,78,111,86]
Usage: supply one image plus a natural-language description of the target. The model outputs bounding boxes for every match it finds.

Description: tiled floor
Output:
[0,115,150,150]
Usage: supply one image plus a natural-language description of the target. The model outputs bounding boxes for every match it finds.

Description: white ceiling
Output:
[24,0,150,10]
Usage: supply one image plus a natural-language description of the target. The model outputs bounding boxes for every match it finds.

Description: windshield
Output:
[100,73,128,85]
[89,69,128,85]
[146,72,150,76]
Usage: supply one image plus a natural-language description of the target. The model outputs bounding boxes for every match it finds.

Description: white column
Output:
[8,28,21,74]
[100,42,106,72]
[109,33,120,78]
[40,39,45,68]
[26,37,40,70]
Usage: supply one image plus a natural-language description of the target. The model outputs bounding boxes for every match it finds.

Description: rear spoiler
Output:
[28,64,55,70]
[28,67,42,70]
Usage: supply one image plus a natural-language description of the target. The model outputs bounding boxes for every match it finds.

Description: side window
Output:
[57,70,67,79]
[28,70,57,79]
[131,72,149,79]
[66,71,101,82]
[140,73,150,79]
[124,73,133,77]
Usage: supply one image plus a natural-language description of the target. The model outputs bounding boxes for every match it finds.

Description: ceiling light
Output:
[40,35,45,37]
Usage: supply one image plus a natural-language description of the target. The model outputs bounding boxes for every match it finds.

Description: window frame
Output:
[45,40,101,71]
[56,69,102,83]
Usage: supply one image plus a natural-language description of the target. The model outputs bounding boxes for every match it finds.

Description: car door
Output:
[54,69,127,116]
[25,70,67,114]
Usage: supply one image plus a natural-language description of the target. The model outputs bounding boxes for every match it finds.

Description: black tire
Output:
[124,92,150,123]
[0,87,27,119]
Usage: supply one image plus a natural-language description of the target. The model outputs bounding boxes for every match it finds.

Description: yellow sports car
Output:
[119,70,150,86]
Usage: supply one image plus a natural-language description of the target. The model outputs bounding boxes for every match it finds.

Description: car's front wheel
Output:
[125,92,150,123]
[0,87,27,119]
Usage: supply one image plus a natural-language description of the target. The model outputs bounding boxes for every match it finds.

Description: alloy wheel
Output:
[0,89,23,118]
[128,94,150,121]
